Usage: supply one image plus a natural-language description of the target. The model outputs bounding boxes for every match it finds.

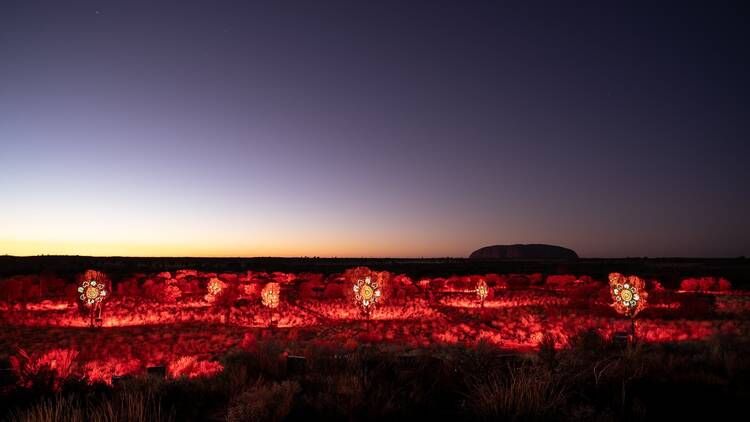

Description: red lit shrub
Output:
[39,272,67,297]
[176,277,201,296]
[323,283,344,299]
[175,269,198,278]
[528,273,544,285]
[83,357,142,385]
[144,279,182,303]
[0,275,41,303]
[680,278,699,291]
[680,277,732,292]
[271,272,295,284]
[718,278,732,291]
[117,277,142,297]
[168,356,223,379]
[507,275,530,289]
[11,348,79,390]
[544,275,578,289]
[219,273,239,283]
[568,283,605,308]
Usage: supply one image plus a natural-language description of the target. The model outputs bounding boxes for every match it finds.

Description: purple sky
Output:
[1,1,749,257]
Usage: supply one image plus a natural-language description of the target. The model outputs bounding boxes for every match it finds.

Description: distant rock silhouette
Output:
[469,244,578,259]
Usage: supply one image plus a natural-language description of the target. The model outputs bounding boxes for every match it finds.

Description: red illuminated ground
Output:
[1,268,747,386]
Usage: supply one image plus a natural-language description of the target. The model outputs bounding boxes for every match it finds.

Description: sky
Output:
[1,1,749,258]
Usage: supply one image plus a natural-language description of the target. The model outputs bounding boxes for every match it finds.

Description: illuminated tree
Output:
[609,273,648,341]
[76,270,110,327]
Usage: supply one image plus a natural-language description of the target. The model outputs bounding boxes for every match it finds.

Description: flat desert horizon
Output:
[2,1,748,420]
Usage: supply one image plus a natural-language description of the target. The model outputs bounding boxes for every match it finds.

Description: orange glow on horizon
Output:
[0,238,461,258]
[0,203,483,258]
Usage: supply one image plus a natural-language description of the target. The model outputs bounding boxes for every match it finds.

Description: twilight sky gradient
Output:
[1,1,749,258]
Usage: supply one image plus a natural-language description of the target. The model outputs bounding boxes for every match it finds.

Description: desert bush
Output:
[1,275,41,303]
[144,279,182,303]
[83,357,141,385]
[453,341,508,379]
[680,277,732,292]
[117,277,142,297]
[465,363,566,420]
[507,275,531,289]
[167,356,223,379]
[226,380,299,422]
[544,274,578,289]
[566,329,608,358]
[300,374,364,417]
[221,341,287,381]
[11,348,79,391]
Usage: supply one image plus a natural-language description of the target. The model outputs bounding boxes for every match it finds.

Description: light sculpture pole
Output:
[353,275,382,320]
[476,279,489,308]
[78,278,108,327]
[609,273,648,342]
[261,282,281,328]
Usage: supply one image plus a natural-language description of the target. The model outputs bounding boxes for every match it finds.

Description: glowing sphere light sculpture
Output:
[77,273,109,327]
[609,273,648,317]
[353,276,381,313]
[205,278,226,303]
[261,282,281,309]
[207,278,223,296]
[78,280,107,306]
[476,279,489,303]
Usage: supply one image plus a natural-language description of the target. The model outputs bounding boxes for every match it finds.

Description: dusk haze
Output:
[2,1,748,258]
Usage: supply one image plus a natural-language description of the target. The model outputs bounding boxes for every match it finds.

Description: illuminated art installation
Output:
[207,278,223,296]
[353,276,381,316]
[476,279,489,306]
[609,273,648,317]
[78,280,107,306]
[77,278,108,327]
[261,282,281,309]
[204,278,226,303]
[609,273,648,342]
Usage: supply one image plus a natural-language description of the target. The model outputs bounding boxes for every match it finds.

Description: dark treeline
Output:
[1,256,749,289]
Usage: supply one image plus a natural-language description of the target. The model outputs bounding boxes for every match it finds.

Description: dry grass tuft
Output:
[465,363,567,420]
[226,379,299,422]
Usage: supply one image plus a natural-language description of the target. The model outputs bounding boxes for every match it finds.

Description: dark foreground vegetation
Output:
[3,332,749,421]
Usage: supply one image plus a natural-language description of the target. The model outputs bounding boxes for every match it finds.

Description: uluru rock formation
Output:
[469,244,578,259]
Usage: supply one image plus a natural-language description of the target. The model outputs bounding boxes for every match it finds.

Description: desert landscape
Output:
[3,1,748,420]
[2,257,749,420]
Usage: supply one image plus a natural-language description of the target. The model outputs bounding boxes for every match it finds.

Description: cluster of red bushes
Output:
[9,345,222,389]
[2,267,748,389]
[3,268,733,310]
[679,277,732,292]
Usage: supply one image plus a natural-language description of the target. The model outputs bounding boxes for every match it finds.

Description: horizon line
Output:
[2,254,747,260]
